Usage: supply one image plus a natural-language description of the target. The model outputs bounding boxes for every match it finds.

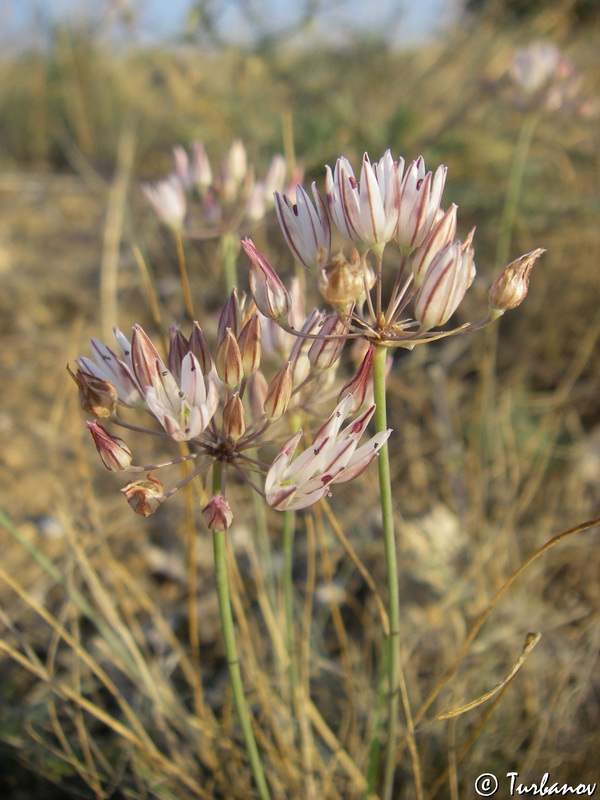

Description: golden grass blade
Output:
[437,631,542,720]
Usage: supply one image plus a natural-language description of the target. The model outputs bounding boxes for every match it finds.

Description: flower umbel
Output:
[265,394,392,511]
[246,149,541,356]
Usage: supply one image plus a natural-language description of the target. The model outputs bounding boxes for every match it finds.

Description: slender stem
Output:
[282,508,298,707]
[221,231,240,295]
[210,466,271,800]
[175,230,195,319]
[494,111,540,272]
[372,344,400,800]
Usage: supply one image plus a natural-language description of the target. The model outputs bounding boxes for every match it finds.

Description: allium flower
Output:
[488,248,545,318]
[201,494,234,531]
[87,421,133,471]
[242,238,292,322]
[131,324,219,442]
[275,183,331,269]
[68,367,118,418]
[509,42,583,113]
[265,394,392,511]
[142,177,187,231]
[395,157,447,251]
[325,151,400,249]
[409,204,458,287]
[76,329,144,407]
[414,233,476,331]
[121,474,164,517]
[244,149,540,353]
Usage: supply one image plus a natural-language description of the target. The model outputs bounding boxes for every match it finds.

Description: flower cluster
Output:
[243,150,543,365]
[143,139,301,235]
[74,145,542,531]
[508,41,583,114]
[71,291,388,526]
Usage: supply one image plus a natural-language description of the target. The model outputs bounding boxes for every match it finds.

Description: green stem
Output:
[210,467,271,800]
[495,111,540,272]
[174,230,195,320]
[282,509,298,706]
[221,231,240,295]
[372,344,400,800]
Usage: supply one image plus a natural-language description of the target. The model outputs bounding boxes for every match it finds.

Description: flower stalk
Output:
[210,464,271,800]
[372,343,400,800]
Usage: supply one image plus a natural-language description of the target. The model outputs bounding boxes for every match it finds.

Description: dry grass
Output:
[0,3,598,798]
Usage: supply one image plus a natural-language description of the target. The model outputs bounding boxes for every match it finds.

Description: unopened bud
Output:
[308,313,348,370]
[237,313,261,376]
[242,238,291,322]
[87,421,132,470]
[409,204,458,287]
[121,473,163,516]
[222,393,247,440]
[488,248,545,319]
[414,237,475,331]
[218,288,241,344]
[318,250,372,312]
[247,369,269,420]
[168,325,189,380]
[337,344,375,412]
[68,366,118,418]
[189,322,213,375]
[216,328,244,387]
[131,324,165,390]
[264,362,293,420]
[201,493,234,531]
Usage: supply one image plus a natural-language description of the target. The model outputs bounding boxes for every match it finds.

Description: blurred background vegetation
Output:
[0,0,598,797]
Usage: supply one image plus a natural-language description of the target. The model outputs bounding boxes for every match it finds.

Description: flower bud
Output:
[131,324,165,390]
[488,248,545,319]
[264,362,293,420]
[414,236,475,331]
[409,204,458,287]
[247,370,269,421]
[222,393,247,440]
[68,365,118,418]
[318,251,372,312]
[189,322,213,376]
[242,238,291,322]
[190,141,213,191]
[168,325,189,380]
[142,177,186,231]
[308,313,348,370]
[216,328,244,387]
[217,288,241,344]
[87,421,132,470]
[237,313,261,376]
[201,494,234,531]
[337,344,375,412]
[121,474,163,516]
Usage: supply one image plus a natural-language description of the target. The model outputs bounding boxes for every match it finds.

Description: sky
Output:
[1,0,457,48]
